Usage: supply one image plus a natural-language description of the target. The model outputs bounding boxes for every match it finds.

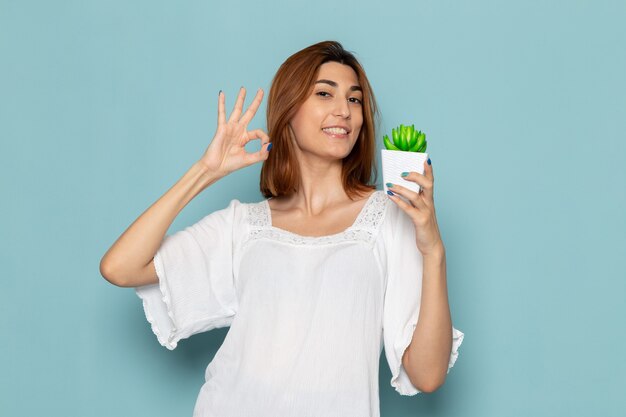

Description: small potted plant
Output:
[381,124,429,195]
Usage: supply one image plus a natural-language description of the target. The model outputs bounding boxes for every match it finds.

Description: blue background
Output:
[2,1,625,416]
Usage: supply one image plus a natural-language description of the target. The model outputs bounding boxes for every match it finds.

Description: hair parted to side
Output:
[260,40,380,200]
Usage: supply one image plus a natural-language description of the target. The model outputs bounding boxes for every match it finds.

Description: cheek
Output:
[354,115,364,135]
[295,106,323,129]
[354,108,364,124]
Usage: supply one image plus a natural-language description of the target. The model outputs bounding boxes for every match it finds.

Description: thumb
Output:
[245,141,272,166]
[260,142,273,160]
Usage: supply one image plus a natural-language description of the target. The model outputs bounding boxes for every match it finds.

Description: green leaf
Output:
[383,134,400,150]
[392,128,401,148]
[399,126,409,150]
[414,132,425,152]
[408,128,417,149]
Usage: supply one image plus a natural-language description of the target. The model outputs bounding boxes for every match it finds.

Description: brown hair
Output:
[260,40,380,200]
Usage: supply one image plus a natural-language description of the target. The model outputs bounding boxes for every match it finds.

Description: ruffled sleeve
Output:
[381,199,464,395]
[134,199,242,350]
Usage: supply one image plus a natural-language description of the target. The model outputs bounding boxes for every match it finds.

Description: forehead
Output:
[316,61,360,86]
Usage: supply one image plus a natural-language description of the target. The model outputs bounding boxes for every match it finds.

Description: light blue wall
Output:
[2,1,625,416]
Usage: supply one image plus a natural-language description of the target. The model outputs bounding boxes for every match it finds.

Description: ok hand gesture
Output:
[199,87,272,178]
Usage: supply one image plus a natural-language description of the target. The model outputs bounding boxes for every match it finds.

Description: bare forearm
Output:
[404,245,453,392]
[100,161,221,286]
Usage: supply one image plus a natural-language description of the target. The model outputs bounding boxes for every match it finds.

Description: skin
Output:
[210,68,455,391]
[268,61,373,232]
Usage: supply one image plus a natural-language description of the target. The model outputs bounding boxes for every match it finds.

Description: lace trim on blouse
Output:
[245,190,388,246]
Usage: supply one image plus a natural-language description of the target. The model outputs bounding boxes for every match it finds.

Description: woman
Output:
[100,40,463,417]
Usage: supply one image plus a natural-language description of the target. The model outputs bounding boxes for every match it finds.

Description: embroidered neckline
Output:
[246,190,388,246]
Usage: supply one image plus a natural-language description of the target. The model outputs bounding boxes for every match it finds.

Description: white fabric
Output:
[135,190,464,416]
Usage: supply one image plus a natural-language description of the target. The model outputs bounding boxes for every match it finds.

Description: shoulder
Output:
[352,189,394,238]
[370,190,397,224]
[230,197,269,229]
[378,192,414,238]
[195,199,245,230]
[217,198,244,217]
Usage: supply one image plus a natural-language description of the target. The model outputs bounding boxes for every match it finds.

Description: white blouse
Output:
[135,190,464,417]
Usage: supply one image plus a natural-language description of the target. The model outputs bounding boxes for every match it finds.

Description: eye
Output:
[316,91,362,104]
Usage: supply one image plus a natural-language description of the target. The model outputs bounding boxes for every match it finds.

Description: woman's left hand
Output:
[386,158,444,257]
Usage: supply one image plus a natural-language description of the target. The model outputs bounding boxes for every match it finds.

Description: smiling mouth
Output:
[322,128,349,138]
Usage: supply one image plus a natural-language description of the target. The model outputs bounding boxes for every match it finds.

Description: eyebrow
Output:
[315,79,362,92]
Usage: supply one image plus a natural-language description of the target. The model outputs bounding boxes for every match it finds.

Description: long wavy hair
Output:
[260,40,380,200]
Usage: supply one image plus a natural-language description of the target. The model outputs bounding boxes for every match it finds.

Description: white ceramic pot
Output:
[381,149,429,195]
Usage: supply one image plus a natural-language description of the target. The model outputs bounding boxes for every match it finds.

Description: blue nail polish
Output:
[385,182,393,188]
[401,172,409,177]
[427,158,431,165]
[387,190,394,196]
[218,90,222,96]
[267,143,273,151]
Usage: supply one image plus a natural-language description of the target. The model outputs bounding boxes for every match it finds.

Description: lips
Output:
[322,128,349,138]
[322,126,350,134]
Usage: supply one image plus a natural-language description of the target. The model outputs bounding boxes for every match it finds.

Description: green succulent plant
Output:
[383,124,427,152]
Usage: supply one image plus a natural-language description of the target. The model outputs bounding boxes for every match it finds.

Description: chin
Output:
[329,147,355,161]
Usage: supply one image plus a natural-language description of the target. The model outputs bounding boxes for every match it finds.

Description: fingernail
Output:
[218,90,222,96]
[427,158,431,165]
[387,190,394,196]
[401,172,409,177]
[267,143,273,151]
[385,182,393,188]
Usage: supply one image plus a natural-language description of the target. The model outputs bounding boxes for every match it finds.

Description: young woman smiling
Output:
[100,40,464,417]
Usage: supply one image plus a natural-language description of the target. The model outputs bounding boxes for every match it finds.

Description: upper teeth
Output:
[323,127,348,134]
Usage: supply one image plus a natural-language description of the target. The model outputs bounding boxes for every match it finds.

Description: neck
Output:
[285,151,350,216]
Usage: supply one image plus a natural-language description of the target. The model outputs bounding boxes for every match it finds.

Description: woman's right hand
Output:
[198,87,271,178]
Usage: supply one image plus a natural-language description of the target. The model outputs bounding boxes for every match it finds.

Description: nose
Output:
[333,97,351,119]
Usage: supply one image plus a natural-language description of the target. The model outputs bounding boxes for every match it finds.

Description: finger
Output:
[244,129,271,146]
[386,188,420,219]
[228,87,247,124]
[401,170,434,202]
[243,139,272,166]
[422,158,434,200]
[217,90,226,126]
[239,88,264,126]
[386,183,427,210]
